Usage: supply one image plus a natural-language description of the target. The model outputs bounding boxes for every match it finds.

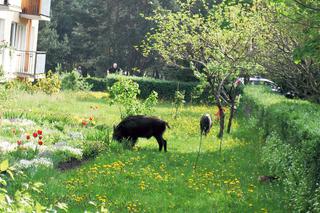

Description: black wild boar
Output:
[113,115,170,152]
[200,114,213,136]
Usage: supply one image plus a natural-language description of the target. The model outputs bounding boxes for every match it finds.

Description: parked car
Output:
[236,76,298,99]
[236,76,281,93]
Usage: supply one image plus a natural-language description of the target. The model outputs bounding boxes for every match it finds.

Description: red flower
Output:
[89,116,94,121]
[39,135,43,140]
[82,120,88,126]
[37,130,43,135]
[33,132,38,138]
[38,140,43,146]
[17,140,22,146]
[26,134,31,140]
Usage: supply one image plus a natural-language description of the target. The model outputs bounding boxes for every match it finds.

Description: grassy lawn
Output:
[1,91,287,212]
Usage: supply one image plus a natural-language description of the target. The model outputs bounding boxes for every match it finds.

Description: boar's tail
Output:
[165,122,171,129]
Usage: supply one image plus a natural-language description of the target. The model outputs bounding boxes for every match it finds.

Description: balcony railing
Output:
[21,0,51,17]
[14,50,46,77]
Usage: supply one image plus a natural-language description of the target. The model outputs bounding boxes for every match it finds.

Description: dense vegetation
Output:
[240,86,320,212]
[86,75,198,102]
[39,0,319,102]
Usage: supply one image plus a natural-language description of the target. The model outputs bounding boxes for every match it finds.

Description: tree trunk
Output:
[215,95,225,139]
[227,99,235,134]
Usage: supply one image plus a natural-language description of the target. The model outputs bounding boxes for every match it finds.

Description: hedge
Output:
[86,75,198,102]
[239,86,320,212]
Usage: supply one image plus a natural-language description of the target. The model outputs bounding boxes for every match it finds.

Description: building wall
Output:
[0,10,39,78]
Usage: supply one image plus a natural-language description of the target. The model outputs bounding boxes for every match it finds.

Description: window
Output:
[10,22,26,50]
[0,19,4,42]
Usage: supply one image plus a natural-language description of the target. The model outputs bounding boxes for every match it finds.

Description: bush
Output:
[173,90,186,119]
[86,75,198,102]
[5,79,34,92]
[109,78,158,118]
[0,65,4,78]
[61,70,92,91]
[239,86,320,212]
[34,71,61,95]
[0,160,68,212]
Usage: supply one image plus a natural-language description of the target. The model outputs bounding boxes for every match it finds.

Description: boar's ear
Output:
[113,125,116,131]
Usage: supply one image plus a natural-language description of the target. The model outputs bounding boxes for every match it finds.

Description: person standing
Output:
[77,66,83,76]
[108,63,121,75]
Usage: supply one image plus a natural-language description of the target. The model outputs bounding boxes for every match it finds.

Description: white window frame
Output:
[10,22,26,50]
[0,19,4,42]
[0,19,5,66]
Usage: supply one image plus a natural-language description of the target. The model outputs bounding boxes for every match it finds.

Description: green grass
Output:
[1,90,287,212]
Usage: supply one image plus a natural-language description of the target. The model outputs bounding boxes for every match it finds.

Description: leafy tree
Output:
[257,1,320,102]
[40,0,178,76]
[141,0,266,138]
[271,0,320,62]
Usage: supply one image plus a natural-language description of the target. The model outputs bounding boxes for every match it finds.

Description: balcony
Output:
[14,50,46,78]
[20,0,51,21]
[0,0,22,12]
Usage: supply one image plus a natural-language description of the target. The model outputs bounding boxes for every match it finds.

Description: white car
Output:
[236,77,281,92]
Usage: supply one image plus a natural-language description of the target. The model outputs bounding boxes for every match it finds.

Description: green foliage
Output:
[141,0,268,137]
[61,70,92,91]
[87,75,198,102]
[257,1,320,101]
[34,71,62,95]
[271,0,320,63]
[240,86,320,212]
[0,65,4,78]
[39,0,177,74]
[0,160,68,212]
[0,85,9,102]
[109,78,158,118]
[38,22,70,70]
[173,90,186,119]
[5,79,34,92]
[5,70,65,95]
[0,90,287,212]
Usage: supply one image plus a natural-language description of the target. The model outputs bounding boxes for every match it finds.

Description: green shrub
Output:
[173,90,186,119]
[0,65,4,78]
[109,78,158,118]
[239,86,320,212]
[5,79,34,92]
[86,74,198,102]
[0,160,68,212]
[61,70,92,91]
[3,72,61,95]
[34,71,61,95]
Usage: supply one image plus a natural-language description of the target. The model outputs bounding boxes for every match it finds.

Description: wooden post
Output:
[24,19,32,73]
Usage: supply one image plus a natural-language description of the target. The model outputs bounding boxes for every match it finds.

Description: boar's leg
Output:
[131,137,138,147]
[127,137,138,147]
[155,135,164,152]
[163,139,167,152]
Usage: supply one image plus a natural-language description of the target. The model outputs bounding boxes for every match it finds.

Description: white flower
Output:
[69,132,84,140]
[16,158,53,169]
[0,141,17,153]
[56,146,83,157]
[22,142,37,151]
[54,142,68,147]
[39,142,83,159]
[0,119,36,127]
